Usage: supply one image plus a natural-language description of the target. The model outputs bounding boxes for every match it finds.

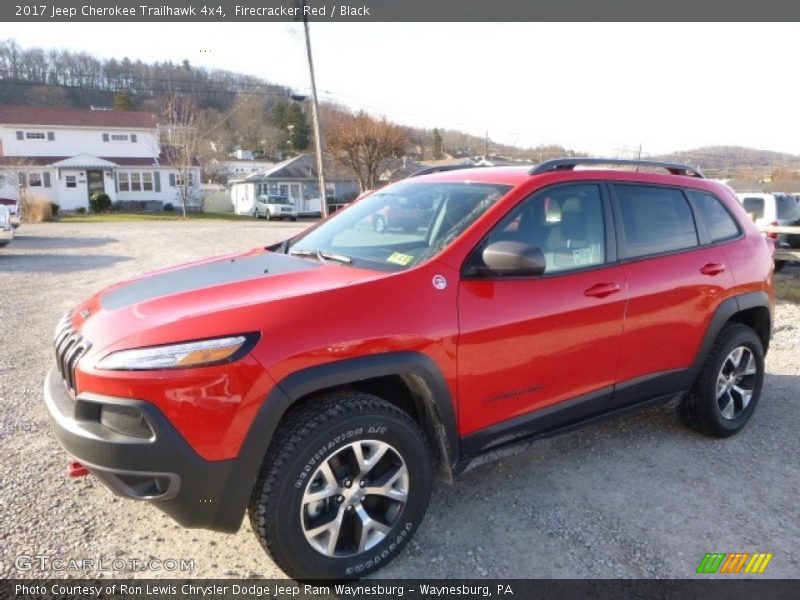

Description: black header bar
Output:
[2,0,800,22]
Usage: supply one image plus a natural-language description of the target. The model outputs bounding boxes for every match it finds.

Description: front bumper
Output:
[43,367,243,532]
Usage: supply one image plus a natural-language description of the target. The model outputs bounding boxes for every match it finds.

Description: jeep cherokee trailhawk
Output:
[45,158,774,579]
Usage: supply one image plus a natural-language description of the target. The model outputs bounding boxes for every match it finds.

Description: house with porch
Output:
[0,106,201,211]
[230,154,360,217]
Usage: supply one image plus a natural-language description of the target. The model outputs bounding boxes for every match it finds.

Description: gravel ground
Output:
[0,222,798,580]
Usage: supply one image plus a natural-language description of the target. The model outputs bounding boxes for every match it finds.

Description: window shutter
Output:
[18,172,26,187]
[16,131,23,140]
[43,172,51,188]
[169,173,176,187]
[47,131,55,141]
[114,173,119,193]
[154,171,161,193]
[131,134,137,143]
[102,133,109,142]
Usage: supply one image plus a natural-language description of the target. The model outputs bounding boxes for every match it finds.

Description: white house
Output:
[230,154,359,217]
[0,106,201,211]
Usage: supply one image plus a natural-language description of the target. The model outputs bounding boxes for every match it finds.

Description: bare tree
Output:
[326,111,407,191]
[161,94,201,218]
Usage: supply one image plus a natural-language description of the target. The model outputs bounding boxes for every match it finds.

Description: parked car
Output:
[0,198,21,229]
[371,194,434,233]
[255,195,297,221]
[736,192,800,269]
[0,205,13,247]
[46,158,774,580]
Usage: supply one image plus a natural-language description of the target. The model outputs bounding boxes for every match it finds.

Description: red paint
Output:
[62,168,773,460]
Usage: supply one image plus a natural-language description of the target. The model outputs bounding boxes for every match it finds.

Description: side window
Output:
[480,184,605,274]
[690,191,741,243]
[614,185,698,259]
[742,197,765,219]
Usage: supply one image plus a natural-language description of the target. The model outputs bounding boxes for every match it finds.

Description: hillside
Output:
[2,39,798,182]
[651,146,800,180]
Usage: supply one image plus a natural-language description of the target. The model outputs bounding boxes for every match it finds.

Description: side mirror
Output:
[481,241,546,276]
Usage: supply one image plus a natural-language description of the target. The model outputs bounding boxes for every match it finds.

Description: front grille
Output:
[53,315,91,396]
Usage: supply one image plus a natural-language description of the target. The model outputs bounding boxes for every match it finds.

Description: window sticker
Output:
[386,252,414,266]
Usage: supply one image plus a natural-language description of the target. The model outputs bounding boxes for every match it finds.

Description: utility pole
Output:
[484,130,489,159]
[302,0,328,218]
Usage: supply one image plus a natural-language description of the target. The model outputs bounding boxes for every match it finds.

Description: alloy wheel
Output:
[716,346,757,420]
[301,439,409,557]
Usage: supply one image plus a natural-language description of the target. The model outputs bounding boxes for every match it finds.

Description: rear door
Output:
[457,183,627,448]
[609,184,735,409]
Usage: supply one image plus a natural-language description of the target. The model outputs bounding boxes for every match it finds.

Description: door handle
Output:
[700,263,726,276]
[584,282,621,298]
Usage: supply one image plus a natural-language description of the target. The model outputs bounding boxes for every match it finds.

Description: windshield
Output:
[260,196,291,205]
[287,180,511,271]
[777,195,800,220]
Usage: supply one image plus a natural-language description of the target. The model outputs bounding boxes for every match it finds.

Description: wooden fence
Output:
[759,225,800,261]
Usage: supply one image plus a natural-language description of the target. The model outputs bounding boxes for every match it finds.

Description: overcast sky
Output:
[6,22,800,156]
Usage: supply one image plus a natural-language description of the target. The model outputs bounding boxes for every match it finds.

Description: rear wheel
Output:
[249,392,432,580]
[774,260,787,272]
[679,323,765,437]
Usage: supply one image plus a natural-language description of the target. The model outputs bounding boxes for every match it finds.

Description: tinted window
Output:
[742,197,765,219]
[614,185,698,258]
[479,184,605,274]
[777,195,800,220]
[290,181,509,272]
[690,191,741,242]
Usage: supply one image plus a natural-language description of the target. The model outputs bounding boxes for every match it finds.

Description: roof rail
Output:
[409,164,482,178]
[530,158,704,179]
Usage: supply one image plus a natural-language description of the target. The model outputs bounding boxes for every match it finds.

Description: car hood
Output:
[71,248,383,354]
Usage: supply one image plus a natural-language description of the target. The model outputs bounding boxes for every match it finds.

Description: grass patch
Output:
[775,275,800,303]
[59,212,252,223]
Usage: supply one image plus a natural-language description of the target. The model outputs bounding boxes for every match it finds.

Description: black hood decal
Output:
[101,252,319,311]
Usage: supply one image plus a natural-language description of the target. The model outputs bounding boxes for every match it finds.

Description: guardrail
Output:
[758,225,800,261]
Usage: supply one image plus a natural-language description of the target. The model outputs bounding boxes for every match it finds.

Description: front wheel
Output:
[679,323,765,437]
[249,392,432,580]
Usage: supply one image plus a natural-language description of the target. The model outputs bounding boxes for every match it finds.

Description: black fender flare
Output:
[212,352,459,532]
[681,291,772,390]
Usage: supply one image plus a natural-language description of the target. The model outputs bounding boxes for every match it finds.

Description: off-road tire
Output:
[679,323,765,438]
[248,392,433,580]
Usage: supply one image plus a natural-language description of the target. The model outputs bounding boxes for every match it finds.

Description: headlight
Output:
[96,334,257,371]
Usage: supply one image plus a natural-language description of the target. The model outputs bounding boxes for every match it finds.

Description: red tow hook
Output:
[68,461,90,478]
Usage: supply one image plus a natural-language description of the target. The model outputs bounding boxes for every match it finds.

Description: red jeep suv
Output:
[45,159,774,580]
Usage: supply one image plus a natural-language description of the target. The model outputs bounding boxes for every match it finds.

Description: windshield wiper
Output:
[290,249,352,265]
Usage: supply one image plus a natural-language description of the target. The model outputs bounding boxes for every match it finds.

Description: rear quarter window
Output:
[613,184,698,259]
[690,191,741,243]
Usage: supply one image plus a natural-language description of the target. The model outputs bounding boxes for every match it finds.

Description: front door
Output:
[457,183,626,451]
[289,183,302,211]
[86,170,104,201]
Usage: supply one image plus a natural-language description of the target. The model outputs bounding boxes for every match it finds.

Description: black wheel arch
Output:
[212,351,459,532]
[683,291,772,390]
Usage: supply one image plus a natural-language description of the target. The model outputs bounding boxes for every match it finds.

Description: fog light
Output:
[100,404,154,439]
